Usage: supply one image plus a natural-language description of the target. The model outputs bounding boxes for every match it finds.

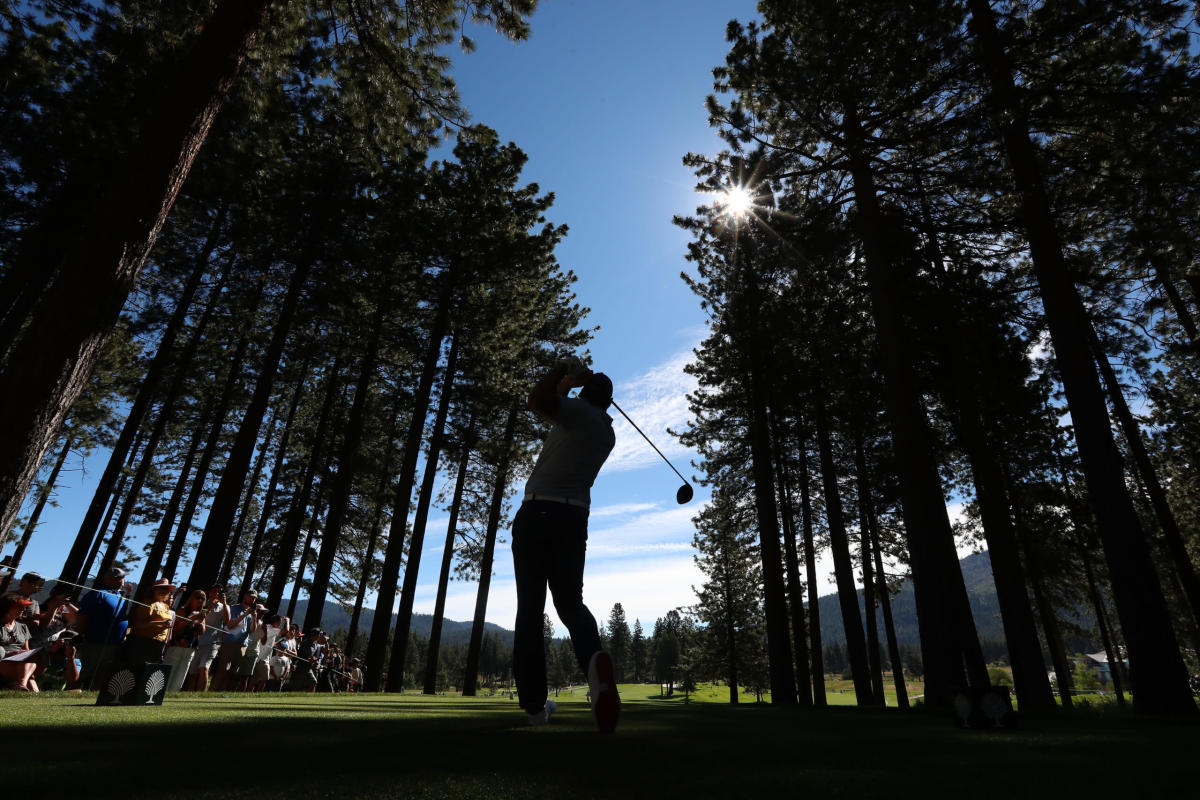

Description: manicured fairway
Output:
[5,687,1196,798]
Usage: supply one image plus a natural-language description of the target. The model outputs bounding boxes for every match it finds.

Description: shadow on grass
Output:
[10,695,1200,799]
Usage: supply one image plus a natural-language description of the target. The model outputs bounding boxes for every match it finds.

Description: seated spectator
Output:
[185,585,230,692]
[121,578,174,664]
[3,571,49,636]
[35,586,81,689]
[74,567,131,690]
[0,595,40,691]
[165,589,206,692]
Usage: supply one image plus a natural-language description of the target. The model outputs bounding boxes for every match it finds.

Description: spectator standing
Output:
[248,612,288,692]
[234,604,268,691]
[186,586,230,691]
[164,589,206,692]
[210,589,258,691]
[122,578,174,663]
[291,628,324,692]
[73,567,131,689]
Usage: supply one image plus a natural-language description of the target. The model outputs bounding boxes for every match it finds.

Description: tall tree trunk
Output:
[218,402,280,589]
[1081,542,1128,707]
[133,263,233,590]
[365,277,454,692]
[771,414,812,706]
[0,434,72,592]
[129,305,259,594]
[241,365,308,596]
[0,0,271,541]
[81,467,134,588]
[304,315,386,632]
[852,437,886,707]
[287,494,326,621]
[870,519,908,709]
[967,0,1195,715]
[424,432,472,694]
[50,232,225,588]
[345,392,404,660]
[797,435,826,706]
[842,111,988,705]
[390,339,458,680]
[737,310,796,704]
[265,356,343,611]
[161,330,256,581]
[1009,487,1074,711]
[1149,253,1200,344]
[462,403,518,697]
[1086,321,1200,638]
[188,247,322,592]
[139,399,212,592]
[1054,459,1128,707]
[949,361,1056,712]
[813,400,874,706]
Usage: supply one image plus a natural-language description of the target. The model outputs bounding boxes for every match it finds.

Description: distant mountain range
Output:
[816,550,1005,647]
[293,550,1091,658]
[290,600,514,647]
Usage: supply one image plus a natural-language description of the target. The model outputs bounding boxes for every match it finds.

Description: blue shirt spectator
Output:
[77,574,130,645]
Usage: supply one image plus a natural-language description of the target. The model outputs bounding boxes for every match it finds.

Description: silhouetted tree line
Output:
[0,0,595,693]
[681,0,1199,716]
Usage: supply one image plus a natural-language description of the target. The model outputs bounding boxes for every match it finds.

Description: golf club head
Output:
[676,483,694,505]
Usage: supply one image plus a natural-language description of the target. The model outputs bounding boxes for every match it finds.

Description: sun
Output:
[721,186,753,218]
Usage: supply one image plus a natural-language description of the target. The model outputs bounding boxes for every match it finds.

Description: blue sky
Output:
[12,1,979,637]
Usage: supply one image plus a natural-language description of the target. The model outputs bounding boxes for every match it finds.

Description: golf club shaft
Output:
[609,399,690,486]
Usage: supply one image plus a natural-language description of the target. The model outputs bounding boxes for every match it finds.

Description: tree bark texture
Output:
[389,338,458,682]
[51,230,226,588]
[797,438,826,706]
[365,278,454,692]
[0,0,271,541]
[813,401,874,706]
[265,357,343,611]
[462,403,518,697]
[968,0,1195,715]
[843,107,988,704]
[0,434,72,592]
[303,315,386,632]
[424,435,472,694]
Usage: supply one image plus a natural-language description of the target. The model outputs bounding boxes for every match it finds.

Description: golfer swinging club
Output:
[513,355,620,732]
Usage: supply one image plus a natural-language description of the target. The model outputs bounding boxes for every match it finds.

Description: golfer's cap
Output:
[19,571,44,584]
[107,566,127,580]
[585,372,613,401]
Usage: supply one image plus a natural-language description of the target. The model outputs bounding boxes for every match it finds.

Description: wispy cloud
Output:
[589,501,659,518]
[606,348,698,473]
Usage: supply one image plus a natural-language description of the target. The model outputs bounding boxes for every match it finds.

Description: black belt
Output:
[523,493,588,508]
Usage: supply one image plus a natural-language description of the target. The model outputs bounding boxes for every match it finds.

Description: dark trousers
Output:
[512,500,602,714]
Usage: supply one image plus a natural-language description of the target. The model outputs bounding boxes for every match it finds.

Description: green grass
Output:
[3,687,1196,798]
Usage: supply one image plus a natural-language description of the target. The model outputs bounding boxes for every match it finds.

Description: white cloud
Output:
[586,504,701,556]
[606,349,698,473]
[589,501,659,518]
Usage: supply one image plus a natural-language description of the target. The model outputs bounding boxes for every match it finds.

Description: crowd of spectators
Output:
[1,568,366,694]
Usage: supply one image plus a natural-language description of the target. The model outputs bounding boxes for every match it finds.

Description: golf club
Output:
[609,398,694,504]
